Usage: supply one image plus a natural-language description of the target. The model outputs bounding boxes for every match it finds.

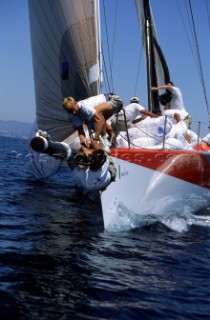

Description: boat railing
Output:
[118,115,209,151]
[122,108,131,149]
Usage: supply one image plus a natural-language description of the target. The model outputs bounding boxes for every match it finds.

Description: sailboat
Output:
[28,0,210,231]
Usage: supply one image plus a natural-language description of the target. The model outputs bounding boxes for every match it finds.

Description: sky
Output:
[1,0,210,136]
[0,0,35,123]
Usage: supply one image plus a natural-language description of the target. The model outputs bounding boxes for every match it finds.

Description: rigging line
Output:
[206,0,210,32]
[176,0,200,77]
[177,0,210,114]
[101,45,111,92]
[134,45,143,96]
[102,0,114,92]
[184,0,203,79]
[133,0,144,97]
[96,1,103,94]
[188,0,210,114]
[111,0,118,67]
[185,0,206,97]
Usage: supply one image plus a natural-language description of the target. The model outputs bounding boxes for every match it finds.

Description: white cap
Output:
[130,97,139,103]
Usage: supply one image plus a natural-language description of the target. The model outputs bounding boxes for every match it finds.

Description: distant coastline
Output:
[0,120,33,139]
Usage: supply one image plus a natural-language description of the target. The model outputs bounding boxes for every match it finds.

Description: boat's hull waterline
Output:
[101,149,210,231]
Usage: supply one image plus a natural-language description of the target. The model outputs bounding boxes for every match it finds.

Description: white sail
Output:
[28,0,102,142]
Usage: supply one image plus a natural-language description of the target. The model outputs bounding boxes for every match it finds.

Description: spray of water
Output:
[105,194,210,233]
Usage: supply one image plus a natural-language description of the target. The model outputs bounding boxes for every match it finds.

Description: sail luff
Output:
[143,0,157,111]
[145,17,157,111]
[94,0,103,93]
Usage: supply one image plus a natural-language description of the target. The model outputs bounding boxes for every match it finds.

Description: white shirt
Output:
[163,109,188,124]
[124,103,145,122]
[71,159,111,191]
[170,87,186,112]
[78,93,107,109]
[69,94,107,128]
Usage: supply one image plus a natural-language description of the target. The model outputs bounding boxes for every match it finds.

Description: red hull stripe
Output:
[110,148,210,189]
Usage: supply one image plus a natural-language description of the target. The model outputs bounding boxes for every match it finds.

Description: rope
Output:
[188,0,210,115]
[101,0,114,92]
[177,0,210,117]
[116,116,208,150]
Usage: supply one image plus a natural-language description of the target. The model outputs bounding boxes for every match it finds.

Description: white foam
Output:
[105,194,210,233]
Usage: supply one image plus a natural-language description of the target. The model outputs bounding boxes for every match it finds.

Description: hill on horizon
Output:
[0,120,33,138]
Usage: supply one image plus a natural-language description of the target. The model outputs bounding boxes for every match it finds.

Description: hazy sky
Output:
[1,0,210,136]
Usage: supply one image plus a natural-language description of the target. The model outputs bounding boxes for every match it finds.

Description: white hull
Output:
[101,151,210,231]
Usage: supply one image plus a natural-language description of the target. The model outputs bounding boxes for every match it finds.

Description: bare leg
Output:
[95,102,114,120]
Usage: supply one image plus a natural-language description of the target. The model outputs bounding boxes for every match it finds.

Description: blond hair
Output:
[62,97,76,110]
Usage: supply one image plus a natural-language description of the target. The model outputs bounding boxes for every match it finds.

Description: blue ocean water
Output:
[0,136,210,320]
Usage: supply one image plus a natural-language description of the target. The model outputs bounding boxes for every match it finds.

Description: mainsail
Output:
[28,0,102,141]
[135,0,170,112]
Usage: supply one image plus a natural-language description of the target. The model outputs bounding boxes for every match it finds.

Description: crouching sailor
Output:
[68,140,116,192]
[30,132,116,191]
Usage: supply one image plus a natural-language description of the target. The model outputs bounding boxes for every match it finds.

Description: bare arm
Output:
[92,111,105,140]
[77,125,91,147]
[151,85,172,92]
[174,113,181,123]
[142,110,158,118]
[132,110,158,124]
[105,122,116,146]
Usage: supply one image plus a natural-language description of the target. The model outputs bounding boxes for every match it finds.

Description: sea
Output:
[1,136,210,320]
